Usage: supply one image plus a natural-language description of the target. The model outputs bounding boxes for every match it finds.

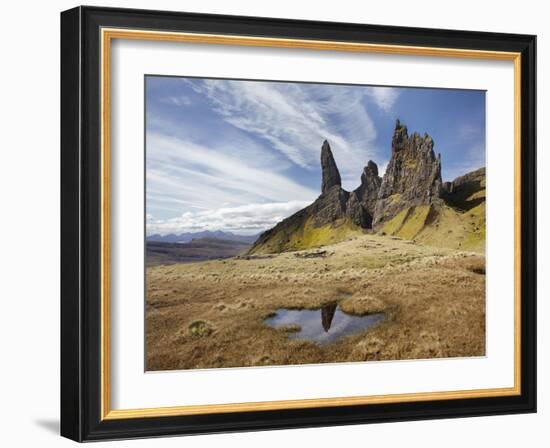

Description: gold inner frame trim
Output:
[100,27,522,421]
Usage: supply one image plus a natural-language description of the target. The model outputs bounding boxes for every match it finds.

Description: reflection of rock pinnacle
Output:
[321,303,337,332]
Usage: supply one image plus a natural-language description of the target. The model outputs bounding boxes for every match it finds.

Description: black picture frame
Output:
[61,5,536,442]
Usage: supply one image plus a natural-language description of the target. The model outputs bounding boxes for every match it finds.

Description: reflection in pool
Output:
[265,303,385,345]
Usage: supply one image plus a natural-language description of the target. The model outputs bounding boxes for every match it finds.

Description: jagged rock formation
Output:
[248,141,377,254]
[248,120,486,255]
[372,120,442,229]
[321,140,342,193]
[348,160,382,228]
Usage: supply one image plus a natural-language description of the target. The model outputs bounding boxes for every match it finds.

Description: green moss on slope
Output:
[396,205,432,240]
[414,204,485,253]
[380,207,411,235]
[379,203,485,253]
[250,217,363,254]
[288,218,363,251]
[379,205,432,240]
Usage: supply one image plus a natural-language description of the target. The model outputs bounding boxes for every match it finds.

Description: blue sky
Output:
[145,76,485,236]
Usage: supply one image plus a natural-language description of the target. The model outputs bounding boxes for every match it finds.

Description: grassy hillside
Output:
[249,217,364,255]
[416,203,485,252]
[377,166,486,253]
[251,194,486,255]
[379,197,485,253]
[250,165,486,255]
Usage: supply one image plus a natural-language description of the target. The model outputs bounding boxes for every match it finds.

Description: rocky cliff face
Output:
[372,120,442,229]
[441,167,486,211]
[248,140,378,254]
[248,120,484,255]
[348,160,382,228]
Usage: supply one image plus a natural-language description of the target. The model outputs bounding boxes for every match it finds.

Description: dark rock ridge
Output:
[248,140,381,254]
[349,160,383,228]
[372,120,443,229]
[441,167,486,211]
[321,140,342,194]
[248,120,484,254]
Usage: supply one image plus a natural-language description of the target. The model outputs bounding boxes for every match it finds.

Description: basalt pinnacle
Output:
[321,140,342,194]
[248,140,380,254]
[248,122,465,255]
[372,119,443,229]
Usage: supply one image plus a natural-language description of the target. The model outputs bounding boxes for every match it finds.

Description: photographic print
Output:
[61,9,536,439]
[145,76,486,371]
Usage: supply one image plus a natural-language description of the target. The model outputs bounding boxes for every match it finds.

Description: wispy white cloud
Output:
[146,132,319,218]
[146,200,310,235]
[160,95,192,106]
[184,79,399,188]
[147,78,404,234]
[365,87,400,113]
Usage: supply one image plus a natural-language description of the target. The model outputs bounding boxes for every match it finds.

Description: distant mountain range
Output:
[146,230,260,244]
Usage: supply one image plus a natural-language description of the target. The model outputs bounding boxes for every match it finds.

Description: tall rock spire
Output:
[372,119,442,229]
[320,140,342,194]
[249,127,451,255]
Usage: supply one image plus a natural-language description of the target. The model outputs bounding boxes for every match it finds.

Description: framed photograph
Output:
[60,6,536,442]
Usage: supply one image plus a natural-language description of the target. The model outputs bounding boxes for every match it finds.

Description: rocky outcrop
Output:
[248,120,485,255]
[321,140,342,194]
[441,167,485,211]
[248,141,369,254]
[347,160,382,228]
[372,120,442,229]
[310,184,350,226]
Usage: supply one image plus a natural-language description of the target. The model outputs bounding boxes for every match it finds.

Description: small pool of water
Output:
[265,303,385,345]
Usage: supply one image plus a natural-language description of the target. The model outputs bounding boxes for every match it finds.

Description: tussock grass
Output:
[340,295,386,315]
[279,324,301,333]
[189,320,213,338]
[146,233,485,370]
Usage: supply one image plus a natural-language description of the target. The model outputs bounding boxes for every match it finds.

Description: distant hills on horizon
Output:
[146,230,260,244]
[146,237,253,266]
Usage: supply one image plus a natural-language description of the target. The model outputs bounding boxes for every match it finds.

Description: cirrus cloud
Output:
[146,76,406,234]
[184,78,399,185]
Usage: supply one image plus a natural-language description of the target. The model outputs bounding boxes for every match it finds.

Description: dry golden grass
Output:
[146,233,485,370]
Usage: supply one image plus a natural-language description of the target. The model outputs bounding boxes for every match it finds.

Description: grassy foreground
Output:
[146,233,485,371]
